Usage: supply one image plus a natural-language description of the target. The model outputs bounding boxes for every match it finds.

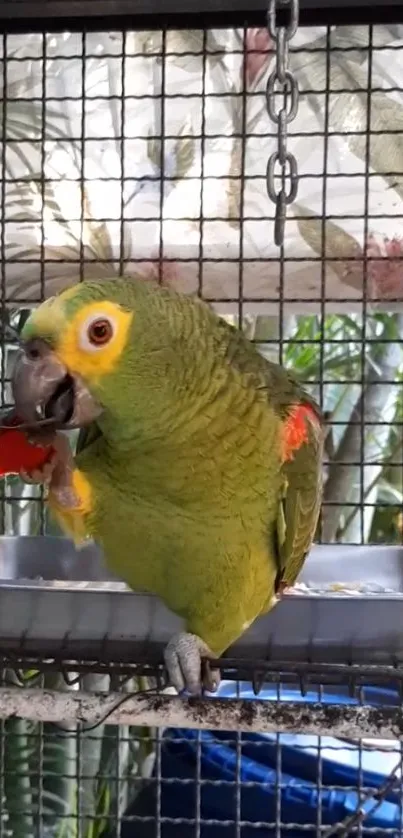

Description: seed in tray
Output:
[288,582,397,596]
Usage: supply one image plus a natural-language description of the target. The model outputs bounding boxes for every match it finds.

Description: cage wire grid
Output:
[0,7,402,838]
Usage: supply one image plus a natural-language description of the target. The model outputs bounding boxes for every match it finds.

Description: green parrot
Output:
[12,277,323,694]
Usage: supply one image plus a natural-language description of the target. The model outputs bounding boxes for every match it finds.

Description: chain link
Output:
[265,0,300,247]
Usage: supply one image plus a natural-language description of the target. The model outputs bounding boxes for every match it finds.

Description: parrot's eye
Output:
[79,311,117,353]
[86,318,114,347]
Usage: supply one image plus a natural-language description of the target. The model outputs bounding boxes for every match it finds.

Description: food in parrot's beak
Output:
[0,407,55,477]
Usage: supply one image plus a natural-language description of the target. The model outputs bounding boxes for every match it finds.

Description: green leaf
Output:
[78,675,110,836]
[225,137,242,230]
[377,480,403,504]
[147,131,161,171]
[328,59,403,199]
[165,30,204,69]
[4,717,36,838]
[86,221,114,263]
[37,727,77,837]
[293,201,363,287]
[174,119,196,180]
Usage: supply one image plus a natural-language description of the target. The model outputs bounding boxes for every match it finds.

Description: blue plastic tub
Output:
[214,682,402,805]
[119,681,403,838]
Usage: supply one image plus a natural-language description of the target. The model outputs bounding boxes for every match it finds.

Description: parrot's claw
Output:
[19,433,73,490]
[164,632,221,695]
[20,451,58,485]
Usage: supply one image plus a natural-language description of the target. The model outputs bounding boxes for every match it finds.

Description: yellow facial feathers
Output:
[27,293,133,383]
[48,468,94,547]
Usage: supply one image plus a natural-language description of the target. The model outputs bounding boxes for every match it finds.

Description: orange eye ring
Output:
[87,318,114,346]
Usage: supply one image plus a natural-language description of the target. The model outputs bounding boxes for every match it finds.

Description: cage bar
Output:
[0,0,402,32]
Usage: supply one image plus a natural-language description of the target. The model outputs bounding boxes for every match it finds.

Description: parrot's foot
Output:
[19,449,58,485]
[164,632,221,695]
[20,432,73,490]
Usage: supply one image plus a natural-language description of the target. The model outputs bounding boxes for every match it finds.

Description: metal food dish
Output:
[0,537,401,665]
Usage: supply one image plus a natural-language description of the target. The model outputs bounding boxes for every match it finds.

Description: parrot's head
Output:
[11,279,146,434]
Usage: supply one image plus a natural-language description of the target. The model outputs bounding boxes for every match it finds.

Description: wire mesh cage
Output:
[0,0,403,835]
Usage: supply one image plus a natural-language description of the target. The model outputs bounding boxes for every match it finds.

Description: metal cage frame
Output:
[0,4,401,836]
[0,0,403,31]
[0,0,401,701]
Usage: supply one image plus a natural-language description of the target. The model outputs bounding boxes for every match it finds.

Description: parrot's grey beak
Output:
[11,338,103,429]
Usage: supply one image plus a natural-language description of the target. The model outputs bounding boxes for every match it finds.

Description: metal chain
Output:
[265,0,300,247]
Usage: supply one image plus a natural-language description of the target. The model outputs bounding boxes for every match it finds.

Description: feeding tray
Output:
[0,536,401,666]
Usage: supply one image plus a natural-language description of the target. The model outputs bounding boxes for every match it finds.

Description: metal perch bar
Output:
[0,688,402,738]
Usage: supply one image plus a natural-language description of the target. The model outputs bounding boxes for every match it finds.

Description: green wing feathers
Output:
[275,404,324,590]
